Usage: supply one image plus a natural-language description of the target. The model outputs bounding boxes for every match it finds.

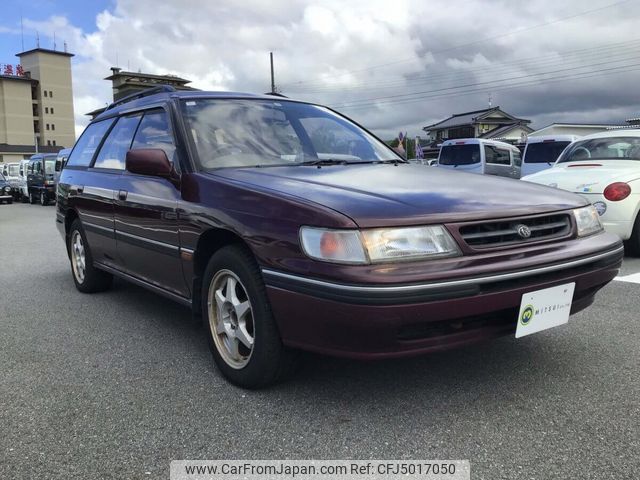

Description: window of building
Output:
[51,124,55,131]
[47,140,51,146]
[45,107,49,114]
[52,140,57,146]
[49,90,53,97]
[51,107,54,114]
[93,114,142,170]
[66,118,116,167]
[484,145,511,165]
[46,124,50,130]
[132,110,176,162]
[43,90,48,97]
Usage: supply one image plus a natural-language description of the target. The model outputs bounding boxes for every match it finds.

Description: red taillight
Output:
[603,182,631,201]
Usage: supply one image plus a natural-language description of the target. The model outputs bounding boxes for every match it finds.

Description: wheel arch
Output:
[191,227,257,316]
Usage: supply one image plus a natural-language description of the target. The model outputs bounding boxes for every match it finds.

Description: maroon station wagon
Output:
[56,87,623,388]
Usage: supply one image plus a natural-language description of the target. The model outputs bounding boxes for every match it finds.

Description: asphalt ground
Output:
[1,202,638,480]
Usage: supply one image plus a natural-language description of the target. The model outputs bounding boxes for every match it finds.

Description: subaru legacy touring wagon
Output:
[56,87,623,388]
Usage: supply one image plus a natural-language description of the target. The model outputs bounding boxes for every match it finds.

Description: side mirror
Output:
[126,149,173,178]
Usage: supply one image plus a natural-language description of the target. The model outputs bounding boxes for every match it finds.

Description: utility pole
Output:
[270,52,275,94]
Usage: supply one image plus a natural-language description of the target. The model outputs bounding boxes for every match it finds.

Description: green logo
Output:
[521,305,535,326]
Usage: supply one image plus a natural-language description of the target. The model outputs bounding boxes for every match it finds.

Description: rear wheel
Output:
[202,245,296,388]
[40,191,48,206]
[68,219,113,293]
[29,191,36,204]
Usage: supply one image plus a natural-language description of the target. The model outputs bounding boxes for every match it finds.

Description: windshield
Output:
[439,144,481,165]
[524,141,571,164]
[181,99,398,169]
[0,173,5,181]
[8,164,19,176]
[558,137,640,163]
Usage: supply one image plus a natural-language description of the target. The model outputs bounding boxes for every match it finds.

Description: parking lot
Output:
[1,202,638,479]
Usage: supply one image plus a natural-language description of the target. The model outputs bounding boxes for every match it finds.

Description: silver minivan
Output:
[436,138,522,179]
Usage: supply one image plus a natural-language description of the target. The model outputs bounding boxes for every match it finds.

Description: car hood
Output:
[211,163,586,228]
[522,160,640,194]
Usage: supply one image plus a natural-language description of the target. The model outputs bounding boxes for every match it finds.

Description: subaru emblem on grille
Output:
[516,224,532,239]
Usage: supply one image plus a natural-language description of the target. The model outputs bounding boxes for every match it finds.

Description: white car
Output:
[522,129,640,252]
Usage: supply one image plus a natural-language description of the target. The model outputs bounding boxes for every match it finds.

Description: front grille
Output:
[459,213,571,249]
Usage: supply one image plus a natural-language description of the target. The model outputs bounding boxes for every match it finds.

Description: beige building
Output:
[0,47,75,164]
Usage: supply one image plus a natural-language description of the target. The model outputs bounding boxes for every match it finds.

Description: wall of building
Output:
[19,51,75,148]
[0,79,34,145]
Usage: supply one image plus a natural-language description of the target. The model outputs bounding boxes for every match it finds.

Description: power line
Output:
[287,40,640,95]
[335,62,640,111]
[281,0,634,88]
[331,56,640,108]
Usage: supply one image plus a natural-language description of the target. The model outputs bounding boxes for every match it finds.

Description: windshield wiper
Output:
[297,158,350,166]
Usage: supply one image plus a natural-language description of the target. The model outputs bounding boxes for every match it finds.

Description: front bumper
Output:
[0,194,12,202]
[264,240,623,359]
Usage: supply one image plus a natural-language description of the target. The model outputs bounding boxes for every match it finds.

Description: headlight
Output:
[573,205,603,237]
[299,225,461,264]
[3,186,10,194]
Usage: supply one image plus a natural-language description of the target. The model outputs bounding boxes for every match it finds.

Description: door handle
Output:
[118,190,128,201]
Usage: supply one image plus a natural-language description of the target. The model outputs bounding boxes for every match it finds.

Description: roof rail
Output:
[105,85,177,111]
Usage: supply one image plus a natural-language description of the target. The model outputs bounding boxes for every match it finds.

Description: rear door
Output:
[60,118,119,267]
[114,109,188,297]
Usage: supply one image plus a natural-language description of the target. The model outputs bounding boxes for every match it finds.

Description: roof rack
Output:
[105,85,176,111]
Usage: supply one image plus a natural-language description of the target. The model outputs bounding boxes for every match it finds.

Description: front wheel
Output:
[68,219,113,293]
[29,191,36,204]
[202,245,296,388]
[40,191,48,206]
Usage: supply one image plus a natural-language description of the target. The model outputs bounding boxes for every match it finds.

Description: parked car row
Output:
[427,130,640,254]
[0,148,71,206]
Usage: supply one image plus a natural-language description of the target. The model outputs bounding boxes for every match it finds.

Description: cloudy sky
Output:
[1,0,639,139]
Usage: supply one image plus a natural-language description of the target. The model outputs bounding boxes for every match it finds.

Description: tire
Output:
[625,212,640,257]
[68,219,113,293]
[202,245,296,388]
[40,191,48,206]
[29,192,36,204]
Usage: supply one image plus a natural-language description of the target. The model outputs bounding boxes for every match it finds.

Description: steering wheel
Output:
[572,146,591,159]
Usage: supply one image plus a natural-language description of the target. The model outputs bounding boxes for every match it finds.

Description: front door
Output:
[114,109,188,297]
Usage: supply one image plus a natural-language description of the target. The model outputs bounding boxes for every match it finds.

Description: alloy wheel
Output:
[71,231,86,284]
[207,270,255,369]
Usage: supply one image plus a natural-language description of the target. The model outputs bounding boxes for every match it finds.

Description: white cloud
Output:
[19,0,640,140]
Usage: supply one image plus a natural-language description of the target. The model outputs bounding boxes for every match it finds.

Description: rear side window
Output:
[484,145,511,165]
[439,144,481,165]
[66,119,115,167]
[132,110,176,162]
[93,115,142,170]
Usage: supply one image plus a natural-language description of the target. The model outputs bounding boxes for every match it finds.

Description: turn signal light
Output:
[603,182,631,202]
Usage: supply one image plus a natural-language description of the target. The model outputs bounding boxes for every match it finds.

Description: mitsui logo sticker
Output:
[515,283,575,339]
[520,305,534,325]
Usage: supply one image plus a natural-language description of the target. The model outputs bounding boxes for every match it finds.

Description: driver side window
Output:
[131,110,176,163]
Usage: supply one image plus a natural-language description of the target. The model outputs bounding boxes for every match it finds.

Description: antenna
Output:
[64,41,68,53]
[270,52,276,94]
[53,32,57,50]
[488,93,493,108]
[36,31,40,48]
[115,51,119,67]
